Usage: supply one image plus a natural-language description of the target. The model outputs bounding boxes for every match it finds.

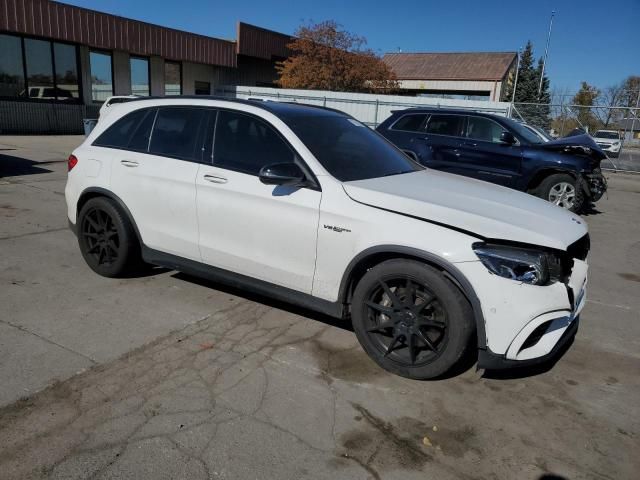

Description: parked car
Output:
[376,108,607,212]
[65,98,589,379]
[591,129,622,158]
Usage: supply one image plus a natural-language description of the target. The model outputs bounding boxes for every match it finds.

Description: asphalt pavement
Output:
[0,135,638,479]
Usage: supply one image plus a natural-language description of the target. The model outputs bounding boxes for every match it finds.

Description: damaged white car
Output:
[65,97,589,379]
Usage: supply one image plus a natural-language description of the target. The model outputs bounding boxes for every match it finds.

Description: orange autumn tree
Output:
[276,20,398,93]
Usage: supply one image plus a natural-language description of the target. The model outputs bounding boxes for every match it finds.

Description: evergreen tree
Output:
[504,41,552,128]
[531,57,551,128]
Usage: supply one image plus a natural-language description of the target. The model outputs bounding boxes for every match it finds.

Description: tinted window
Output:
[594,131,619,139]
[283,113,421,182]
[466,116,507,143]
[128,109,157,151]
[504,117,544,144]
[214,111,295,175]
[425,114,465,137]
[195,81,210,95]
[93,109,152,149]
[90,51,113,102]
[53,43,79,100]
[24,39,54,98]
[0,34,26,97]
[391,114,427,132]
[164,62,181,95]
[149,107,206,160]
[130,57,149,96]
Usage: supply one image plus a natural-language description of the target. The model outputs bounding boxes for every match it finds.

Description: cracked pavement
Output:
[1,137,639,479]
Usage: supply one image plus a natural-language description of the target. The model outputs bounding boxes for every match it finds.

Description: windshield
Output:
[529,125,553,141]
[283,114,422,182]
[503,118,546,144]
[594,131,619,139]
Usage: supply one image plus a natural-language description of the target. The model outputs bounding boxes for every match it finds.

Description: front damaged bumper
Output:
[582,170,607,202]
[455,257,588,370]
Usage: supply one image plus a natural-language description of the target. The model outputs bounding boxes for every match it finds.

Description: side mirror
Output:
[259,162,306,186]
[499,131,517,145]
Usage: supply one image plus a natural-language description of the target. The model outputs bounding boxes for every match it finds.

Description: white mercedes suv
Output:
[65,97,590,379]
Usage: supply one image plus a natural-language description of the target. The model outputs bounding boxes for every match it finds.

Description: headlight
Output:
[472,243,563,285]
[613,141,620,146]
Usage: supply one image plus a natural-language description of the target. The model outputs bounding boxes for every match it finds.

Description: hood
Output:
[343,170,588,251]
[593,137,616,144]
[538,134,606,161]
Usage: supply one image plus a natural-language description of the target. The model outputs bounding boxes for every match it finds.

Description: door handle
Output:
[203,174,228,184]
[120,160,139,167]
[462,142,477,147]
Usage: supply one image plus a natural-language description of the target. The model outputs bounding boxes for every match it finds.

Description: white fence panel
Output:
[216,86,511,127]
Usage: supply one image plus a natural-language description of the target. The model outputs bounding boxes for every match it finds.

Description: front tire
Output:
[77,197,141,277]
[351,260,475,380]
[536,173,584,212]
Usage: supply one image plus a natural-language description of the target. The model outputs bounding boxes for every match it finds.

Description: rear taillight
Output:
[68,154,78,172]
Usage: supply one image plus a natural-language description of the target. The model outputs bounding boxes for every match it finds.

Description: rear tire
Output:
[536,173,584,212]
[351,259,475,380]
[77,197,142,277]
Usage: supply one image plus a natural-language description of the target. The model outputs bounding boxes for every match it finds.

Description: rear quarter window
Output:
[93,108,156,150]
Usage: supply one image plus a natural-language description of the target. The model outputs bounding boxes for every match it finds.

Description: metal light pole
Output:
[538,10,555,98]
[511,47,522,104]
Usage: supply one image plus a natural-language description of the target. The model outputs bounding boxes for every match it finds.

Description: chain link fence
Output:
[511,103,640,173]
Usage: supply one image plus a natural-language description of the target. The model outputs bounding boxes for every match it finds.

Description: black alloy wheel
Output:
[77,196,141,277]
[82,207,120,267]
[364,277,448,366]
[351,259,475,379]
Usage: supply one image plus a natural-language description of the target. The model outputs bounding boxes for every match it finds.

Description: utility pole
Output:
[538,10,555,98]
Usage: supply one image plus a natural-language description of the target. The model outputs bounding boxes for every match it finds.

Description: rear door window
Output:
[466,116,507,143]
[391,114,428,132]
[213,110,295,175]
[425,114,465,137]
[93,108,152,149]
[148,107,207,161]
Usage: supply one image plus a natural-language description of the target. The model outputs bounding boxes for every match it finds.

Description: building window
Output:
[24,38,55,99]
[0,34,25,97]
[0,34,80,101]
[53,43,80,100]
[90,51,113,102]
[130,56,150,96]
[194,81,210,95]
[164,61,181,95]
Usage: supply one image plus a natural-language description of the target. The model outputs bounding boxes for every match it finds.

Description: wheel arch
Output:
[338,245,487,348]
[77,187,144,246]
[526,167,578,192]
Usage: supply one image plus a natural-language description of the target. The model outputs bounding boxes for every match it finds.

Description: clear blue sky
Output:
[63,0,639,93]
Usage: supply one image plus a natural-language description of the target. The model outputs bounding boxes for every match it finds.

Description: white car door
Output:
[195,109,321,293]
[106,106,204,260]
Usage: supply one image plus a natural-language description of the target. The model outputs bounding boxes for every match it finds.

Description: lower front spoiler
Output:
[477,317,579,370]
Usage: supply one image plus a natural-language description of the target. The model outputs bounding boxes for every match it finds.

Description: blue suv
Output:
[376,108,607,212]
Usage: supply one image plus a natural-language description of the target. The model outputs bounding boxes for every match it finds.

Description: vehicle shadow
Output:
[0,153,55,178]
[580,202,603,216]
[171,271,354,332]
